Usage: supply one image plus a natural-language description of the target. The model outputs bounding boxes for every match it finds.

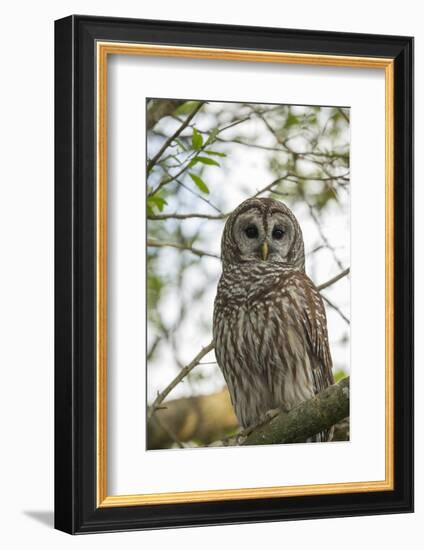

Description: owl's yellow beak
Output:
[261,241,269,261]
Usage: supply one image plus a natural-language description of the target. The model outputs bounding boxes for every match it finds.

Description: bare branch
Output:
[148,211,227,221]
[317,267,350,291]
[216,115,252,133]
[286,172,350,183]
[176,179,224,214]
[147,239,220,259]
[322,295,350,325]
[148,341,214,420]
[307,244,326,256]
[337,107,350,124]
[252,175,289,198]
[147,335,161,361]
[304,198,345,272]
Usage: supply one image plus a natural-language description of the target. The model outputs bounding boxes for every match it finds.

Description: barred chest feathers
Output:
[213,262,316,429]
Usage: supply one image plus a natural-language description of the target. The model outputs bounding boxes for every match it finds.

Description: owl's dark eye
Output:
[245,225,259,239]
[272,227,285,240]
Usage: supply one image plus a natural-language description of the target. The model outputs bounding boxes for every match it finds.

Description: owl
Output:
[213,197,334,442]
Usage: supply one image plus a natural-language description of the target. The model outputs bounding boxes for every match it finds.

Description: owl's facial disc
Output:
[264,211,296,262]
[233,209,295,263]
[232,209,266,261]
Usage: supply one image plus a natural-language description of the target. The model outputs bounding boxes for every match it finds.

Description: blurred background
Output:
[146,99,350,449]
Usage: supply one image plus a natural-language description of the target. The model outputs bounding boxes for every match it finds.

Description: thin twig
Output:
[317,267,350,291]
[305,199,345,272]
[147,239,220,259]
[177,179,224,214]
[148,341,214,420]
[147,102,205,174]
[252,175,288,198]
[322,295,350,325]
[337,107,350,124]
[148,212,228,221]
[307,244,326,256]
[147,335,161,361]
[286,171,350,183]
[216,116,252,133]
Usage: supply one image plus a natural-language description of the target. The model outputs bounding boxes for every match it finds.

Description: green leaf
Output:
[334,369,347,383]
[189,173,209,194]
[205,128,219,145]
[285,112,299,129]
[148,195,168,212]
[189,156,220,168]
[174,100,201,115]
[191,127,203,150]
[204,150,226,157]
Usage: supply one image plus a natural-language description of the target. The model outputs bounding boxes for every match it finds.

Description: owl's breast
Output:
[213,280,278,376]
[213,267,317,428]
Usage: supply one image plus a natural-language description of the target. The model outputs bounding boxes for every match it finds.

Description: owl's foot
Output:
[263,407,281,423]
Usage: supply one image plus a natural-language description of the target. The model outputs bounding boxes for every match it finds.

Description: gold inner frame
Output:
[96,42,395,508]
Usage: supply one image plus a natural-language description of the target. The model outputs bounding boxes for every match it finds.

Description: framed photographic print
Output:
[54,15,414,534]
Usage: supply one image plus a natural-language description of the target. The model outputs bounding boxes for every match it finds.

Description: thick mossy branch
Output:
[243,377,349,446]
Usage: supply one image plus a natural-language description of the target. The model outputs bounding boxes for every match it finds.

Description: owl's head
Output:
[221,197,305,270]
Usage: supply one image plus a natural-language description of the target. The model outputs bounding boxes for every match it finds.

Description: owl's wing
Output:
[282,271,334,395]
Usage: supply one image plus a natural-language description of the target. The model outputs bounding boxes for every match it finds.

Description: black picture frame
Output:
[55,14,414,534]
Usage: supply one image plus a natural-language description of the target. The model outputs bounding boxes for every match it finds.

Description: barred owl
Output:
[213,197,334,442]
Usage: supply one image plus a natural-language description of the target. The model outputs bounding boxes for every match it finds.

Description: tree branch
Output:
[252,175,289,198]
[148,211,227,221]
[337,107,350,124]
[148,341,214,420]
[322,294,350,325]
[242,377,349,445]
[176,179,224,214]
[317,267,350,291]
[147,239,220,259]
[147,101,205,174]
[304,198,345,272]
